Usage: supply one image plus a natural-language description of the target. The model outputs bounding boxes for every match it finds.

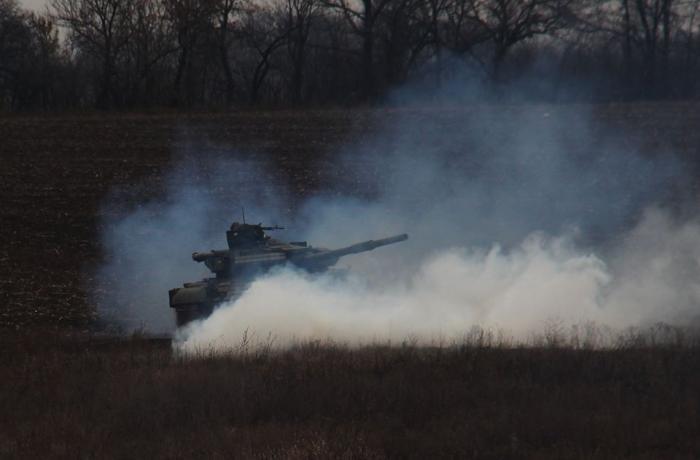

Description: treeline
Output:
[2,0,700,110]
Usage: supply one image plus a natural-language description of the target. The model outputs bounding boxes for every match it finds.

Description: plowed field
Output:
[2,104,700,331]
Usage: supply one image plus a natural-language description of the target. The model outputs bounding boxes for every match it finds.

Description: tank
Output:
[169,221,408,326]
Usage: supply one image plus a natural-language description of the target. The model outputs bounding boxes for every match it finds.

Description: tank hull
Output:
[169,278,249,326]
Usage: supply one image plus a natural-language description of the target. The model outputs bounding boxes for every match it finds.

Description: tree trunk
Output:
[219,11,236,107]
[361,0,375,101]
[99,40,113,109]
[361,29,374,101]
[173,46,188,106]
[660,0,672,96]
[290,32,305,105]
[492,43,507,84]
[621,0,632,93]
[220,42,236,106]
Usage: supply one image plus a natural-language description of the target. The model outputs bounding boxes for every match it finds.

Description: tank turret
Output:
[169,222,408,326]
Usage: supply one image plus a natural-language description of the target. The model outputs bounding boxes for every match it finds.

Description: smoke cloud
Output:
[94,154,293,332]
[95,75,699,347]
[178,207,700,350]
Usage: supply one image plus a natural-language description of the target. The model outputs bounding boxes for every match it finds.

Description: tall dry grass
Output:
[1,327,699,458]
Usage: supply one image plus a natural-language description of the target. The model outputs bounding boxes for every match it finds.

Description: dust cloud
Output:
[177,208,700,350]
[96,75,700,347]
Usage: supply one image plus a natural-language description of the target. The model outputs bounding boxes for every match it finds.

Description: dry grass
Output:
[1,332,699,459]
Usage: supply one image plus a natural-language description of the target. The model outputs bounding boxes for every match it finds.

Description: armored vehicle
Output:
[169,221,408,326]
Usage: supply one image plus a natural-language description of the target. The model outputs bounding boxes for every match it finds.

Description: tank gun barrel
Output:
[192,233,408,275]
[303,234,408,262]
[192,249,229,262]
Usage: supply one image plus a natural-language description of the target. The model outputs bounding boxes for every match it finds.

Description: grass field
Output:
[2,104,700,457]
[2,333,699,458]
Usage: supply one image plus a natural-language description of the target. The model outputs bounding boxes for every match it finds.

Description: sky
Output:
[20,0,48,12]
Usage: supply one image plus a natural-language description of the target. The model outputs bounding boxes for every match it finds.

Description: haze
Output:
[20,0,48,11]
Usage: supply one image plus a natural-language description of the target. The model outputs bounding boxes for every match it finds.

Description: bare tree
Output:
[464,0,571,80]
[442,0,490,68]
[575,0,685,96]
[283,0,319,104]
[26,13,62,108]
[0,2,67,110]
[303,11,356,102]
[52,0,136,108]
[0,1,27,89]
[165,0,216,106]
[633,0,676,93]
[238,5,290,103]
[3,0,700,110]
[123,0,177,106]
[377,0,429,86]
[214,0,240,105]
[0,0,31,108]
[323,0,395,100]
[679,0,700,86]
[415,0,454,84]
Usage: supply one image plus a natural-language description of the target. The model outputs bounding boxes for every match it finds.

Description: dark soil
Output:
[3,104,700,331]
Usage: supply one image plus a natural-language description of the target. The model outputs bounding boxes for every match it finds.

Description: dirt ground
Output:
[0,110,366,330]
[2,103,700,331]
